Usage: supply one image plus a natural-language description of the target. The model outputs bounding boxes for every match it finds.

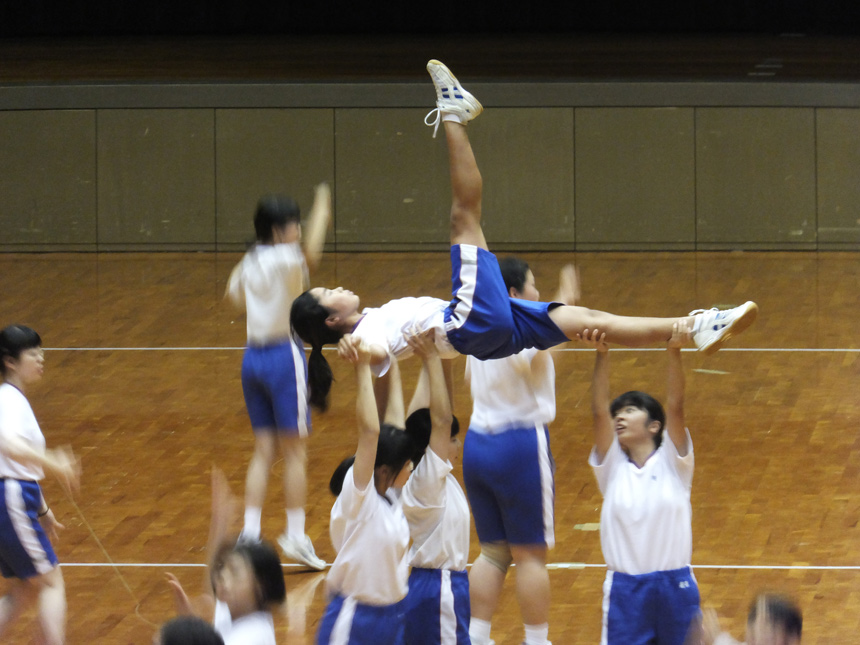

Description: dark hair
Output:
[748,594,802,637]
[329,426,415,495]
[0,325,42,376]
[159,616,224,645]
[610,391,665,449]
[498,256,531,294]
[290,290,344,412]
[254,194,300,243]
[404,408,460,465]
[212,541,286,609]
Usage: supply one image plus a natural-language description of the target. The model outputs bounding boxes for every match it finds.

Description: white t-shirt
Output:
[401,448,470,571]
[351,297,458,376]
[589,430,694,575]
[0,383,46,480]
[226,242,308,345]
[213,600,276,645]
[327,466,410,605]
[467,348,556,431]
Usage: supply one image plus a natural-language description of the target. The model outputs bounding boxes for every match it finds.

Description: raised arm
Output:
[407,330,452,461]
[665,320,689,456]
[302,183,332,272]
[381,354,406,428]
[350,341,381,491]
[553,264,580,306]
[579,329,614,461]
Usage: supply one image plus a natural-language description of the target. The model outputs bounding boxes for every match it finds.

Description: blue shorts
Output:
[444,245,569,360]
[403,568,470,645]
[317,594,405,645]
[0,479,59,579]
[241,338,310,435]
[462,425,555,547]
[602,567,700,645]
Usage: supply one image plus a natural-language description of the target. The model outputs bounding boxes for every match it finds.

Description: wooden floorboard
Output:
[0,250,858,643]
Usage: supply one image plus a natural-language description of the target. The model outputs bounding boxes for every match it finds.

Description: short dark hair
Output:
[498,256,530,294]
[748,594,802,637]
[159,616,224,645]
[254,194,300,243]
[404,408,460,465]
[0,325,42,376]
[212,541,286,610]
[610,391,666,449]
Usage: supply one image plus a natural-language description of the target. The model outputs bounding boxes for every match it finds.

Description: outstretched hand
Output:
[577,328,609,352]
[555,264,581,306]
[405,327,437,359]
[668,320,692,349]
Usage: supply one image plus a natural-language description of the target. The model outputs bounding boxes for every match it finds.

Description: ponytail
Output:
[291,290,344,412]
[307,346,333,411]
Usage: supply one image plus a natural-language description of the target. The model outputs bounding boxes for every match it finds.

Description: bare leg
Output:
[0,579,38,639]
[510,545,550,628]
[443,121,488,250]
[280,434,308,531]
[36,567,66,645]
[243,430,277,538]
[469,553,507,622]
[549,306,696,347]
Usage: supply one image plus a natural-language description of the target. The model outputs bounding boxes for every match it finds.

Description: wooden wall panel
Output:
[575,107,695,250]
[96,109,215,249]
[214,108,335,249]
[0,110,96,250]
[696,108,817,249]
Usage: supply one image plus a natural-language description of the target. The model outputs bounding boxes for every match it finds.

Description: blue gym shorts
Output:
[444,245,569,360]
[404,567,470,645]
[462,424,555,547]
[601,567,701,645]
[241,337,310,436]
[317,594,405,645]
[0,479,59,579]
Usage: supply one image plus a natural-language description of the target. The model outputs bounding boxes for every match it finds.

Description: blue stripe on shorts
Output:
[444,245,569,360]
[404,568,470,645]
[0,479,58,579]
[241,337,310,435]
[462,425,555,547]
[317,594,405,645]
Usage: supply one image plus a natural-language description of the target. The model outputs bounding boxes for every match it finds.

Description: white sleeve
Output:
[661,427,694,488]
[401,448,451,524]
[225,260,246,308]
[588,436,624,495]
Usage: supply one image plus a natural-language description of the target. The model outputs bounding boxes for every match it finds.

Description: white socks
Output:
[287,507,305,539]
[524,623,549,645]
[469,617,492,645]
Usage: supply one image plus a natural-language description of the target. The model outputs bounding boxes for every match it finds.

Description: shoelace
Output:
[424,107,442,138]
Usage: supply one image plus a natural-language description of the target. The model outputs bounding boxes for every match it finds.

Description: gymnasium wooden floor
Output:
[1,249,858,643]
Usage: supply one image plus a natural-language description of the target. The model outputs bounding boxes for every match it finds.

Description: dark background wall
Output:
[1,1,859,38]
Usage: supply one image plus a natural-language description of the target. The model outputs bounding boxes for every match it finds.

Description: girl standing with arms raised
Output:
[317,337,415,644]
[225,184,331,570]
[0,325,80,645]
[583,321,699,645]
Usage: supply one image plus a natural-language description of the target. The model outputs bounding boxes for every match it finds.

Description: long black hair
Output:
[291,290,344,411]
[0,325,42,376]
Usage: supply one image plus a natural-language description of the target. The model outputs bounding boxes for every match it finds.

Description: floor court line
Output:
[43,347,860,353]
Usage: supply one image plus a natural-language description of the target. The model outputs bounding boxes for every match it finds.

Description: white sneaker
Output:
[690,301,758,355]
[278,533,326,571]
[424,59,483,137]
